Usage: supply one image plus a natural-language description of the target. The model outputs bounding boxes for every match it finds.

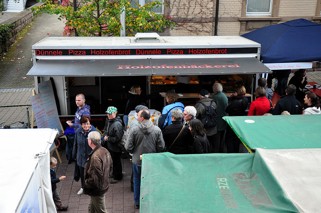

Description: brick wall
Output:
[168,0,320,36]
[0,9,33,55]
[279,0,317,17]
[168,0,243,36]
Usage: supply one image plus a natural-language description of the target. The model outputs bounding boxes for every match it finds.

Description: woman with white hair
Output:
[183,106,197,126]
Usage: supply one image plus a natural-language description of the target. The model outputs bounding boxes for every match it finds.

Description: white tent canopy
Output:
[0,128,57,212]
[255,148,321,213]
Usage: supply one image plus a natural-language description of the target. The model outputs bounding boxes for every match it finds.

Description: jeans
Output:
[132,163,141,205]
[123,115,128,128]
[79,166,85,188]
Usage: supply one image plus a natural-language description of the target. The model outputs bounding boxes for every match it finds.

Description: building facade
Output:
[163,0,321,35]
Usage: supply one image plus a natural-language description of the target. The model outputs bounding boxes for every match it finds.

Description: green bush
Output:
[0,0,3,11]
[0,24,14,52]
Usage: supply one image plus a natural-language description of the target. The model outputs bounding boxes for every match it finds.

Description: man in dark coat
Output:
[273,84,303,115]
[210,83,228,153]
[84,131,112,213]
[162,108,193,154]
[195,89,218,153]
[102,106,124,183]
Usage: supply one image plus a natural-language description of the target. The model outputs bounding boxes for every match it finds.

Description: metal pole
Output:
[26,107,30,128]
[213,0,220,35]
[73,0,78,36]
[120,6,126,37]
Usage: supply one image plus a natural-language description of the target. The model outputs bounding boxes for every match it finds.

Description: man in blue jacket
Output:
[66,93,91,130]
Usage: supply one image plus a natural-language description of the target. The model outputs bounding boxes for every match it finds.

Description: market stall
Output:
[27,34,270,115]
[223,115,321,152]
[140,149,321,212]
[0,129,57,212]
[242,19,321,68]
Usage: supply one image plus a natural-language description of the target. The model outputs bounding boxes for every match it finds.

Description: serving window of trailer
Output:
[62,58,265,115]
[67,74,253,115]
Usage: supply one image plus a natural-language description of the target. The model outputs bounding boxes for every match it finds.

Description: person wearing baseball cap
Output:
[102,106,124,183]
[106,106,118,114]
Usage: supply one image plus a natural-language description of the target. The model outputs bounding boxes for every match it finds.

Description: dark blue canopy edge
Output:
[242,19,321,63]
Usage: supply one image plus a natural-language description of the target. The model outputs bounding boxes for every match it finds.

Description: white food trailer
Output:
[27,33,270,116]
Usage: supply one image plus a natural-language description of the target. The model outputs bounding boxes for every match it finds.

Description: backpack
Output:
[158,105,184,130]
[199,101,217,128]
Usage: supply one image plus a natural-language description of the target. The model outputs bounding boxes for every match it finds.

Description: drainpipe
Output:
[73,0,78,36]
[213,0,220,35]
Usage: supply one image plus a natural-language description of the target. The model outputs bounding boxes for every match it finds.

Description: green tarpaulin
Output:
[140,152,298,213]
[223,115,321,150]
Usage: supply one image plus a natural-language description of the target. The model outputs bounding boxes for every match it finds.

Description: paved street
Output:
[0,13,64,88]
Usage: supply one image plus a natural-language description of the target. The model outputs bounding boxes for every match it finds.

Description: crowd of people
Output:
[50,70,321,211]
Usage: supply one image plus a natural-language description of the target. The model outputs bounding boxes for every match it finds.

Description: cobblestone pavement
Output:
[54,150,138,213]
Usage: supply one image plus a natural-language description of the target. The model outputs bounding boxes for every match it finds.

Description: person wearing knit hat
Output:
[102,106,124,183]
[199,89,210,98]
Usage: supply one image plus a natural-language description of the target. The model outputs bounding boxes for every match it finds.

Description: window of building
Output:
[131,0,164,14]
[246,0,272,16]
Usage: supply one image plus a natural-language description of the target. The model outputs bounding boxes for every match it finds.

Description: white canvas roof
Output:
[255,148,321,213]
[0,129,57,212]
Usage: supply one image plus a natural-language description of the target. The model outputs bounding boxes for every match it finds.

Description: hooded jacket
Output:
[102,116,124,153]
[84,144,112,196]
[303,107,321,115]
[125,119,165,165]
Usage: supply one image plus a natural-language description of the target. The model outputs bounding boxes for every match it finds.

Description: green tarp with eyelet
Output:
[140,152,299,213]
[223,115,321,150]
